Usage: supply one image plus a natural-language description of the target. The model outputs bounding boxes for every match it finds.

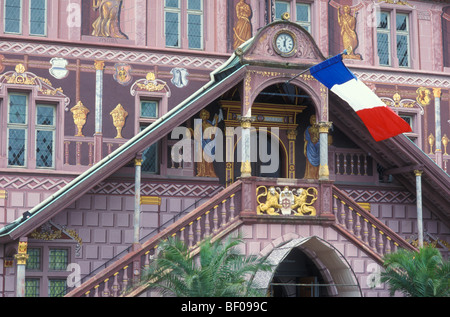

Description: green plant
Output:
[142,235,272,297]
[380,246,450,297]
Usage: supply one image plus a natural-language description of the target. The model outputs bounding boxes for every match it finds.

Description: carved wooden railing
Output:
[332,186,416,263]
[65,180,242,297]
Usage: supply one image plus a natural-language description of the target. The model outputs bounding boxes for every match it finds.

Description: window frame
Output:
[28,0,48,37]
[1,88,64,171]
[164,0,204,50]
[4,0,23,34]
[376,9,413,68]
[25,244,73,297]
[274,1,313,34]
[3,0,48,37]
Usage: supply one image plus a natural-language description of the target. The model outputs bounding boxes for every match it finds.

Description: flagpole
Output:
[285,49,348,85]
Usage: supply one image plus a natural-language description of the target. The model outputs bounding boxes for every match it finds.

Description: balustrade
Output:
[67,181,241,297]
[331,148,377,184]
[332,187,415,259]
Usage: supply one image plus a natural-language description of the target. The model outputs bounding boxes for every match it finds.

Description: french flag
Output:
[310,54,412,142]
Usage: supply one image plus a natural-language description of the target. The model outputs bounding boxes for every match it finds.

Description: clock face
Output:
[274,32,296,56]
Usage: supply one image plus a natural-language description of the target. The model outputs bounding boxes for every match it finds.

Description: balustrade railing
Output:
[332,186,416,261]
[65,180,242,297]
[331,148,378,184]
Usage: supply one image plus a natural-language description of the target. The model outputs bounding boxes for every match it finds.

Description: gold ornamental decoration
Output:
[70,101,90,137]
[256,185,318,216]
[110,103,128,139]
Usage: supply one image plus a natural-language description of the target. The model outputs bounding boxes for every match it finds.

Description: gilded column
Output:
[414,170,423,248]
[239,117,254,178]
[94,60,105,163]
[134,158,143,246]
[433,88,442,168]
[287,130,298,179]
[14,238,29,297]
[318,122,333,180]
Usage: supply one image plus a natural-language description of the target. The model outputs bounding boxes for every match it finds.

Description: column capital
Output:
[432,88,442,99]
[239,116,254,129]
[134,158,143,166]
[414,169,423,177]
[94,60,105,71]
[15,240,29,265]
[318,122,333,133]
[287,129,298,140]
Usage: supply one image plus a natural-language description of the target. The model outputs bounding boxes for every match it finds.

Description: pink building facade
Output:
[0,0,448,298]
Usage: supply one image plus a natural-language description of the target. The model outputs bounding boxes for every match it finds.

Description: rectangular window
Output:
[377,12,390,66]
[48,279,67,297]
[26,248,42,271]
[140,126,159,174]
[187,0,203,49]
[140,101,158,119]
[165,0,203,50]
[4,0,22,34]
[49,249,68,271]
[7,93,28,167]
[29,0,47,36]
[35,104,55,168]
[396,13,409,67]
[275,1,290,20]
[296,3,311,33]
[377,11,410,67]
[25,278,40,297]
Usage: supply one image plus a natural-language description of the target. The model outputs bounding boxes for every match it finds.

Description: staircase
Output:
[65,180,242,297]
[65,179,416,297]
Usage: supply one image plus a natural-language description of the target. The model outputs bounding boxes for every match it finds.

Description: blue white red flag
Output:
[310,54,412,142]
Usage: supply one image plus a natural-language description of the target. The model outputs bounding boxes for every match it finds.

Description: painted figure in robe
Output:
[92,0,128,39]
[233,0,252,50]
[303,115,320,179]
[338,5,361,60]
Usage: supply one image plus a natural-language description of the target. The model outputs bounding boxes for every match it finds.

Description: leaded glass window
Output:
[49,279,67,297]
[141,101,158,118]
[4,0,22,34]
[29,0,46,36]
[296,3,311,33]
[396,13,409,67]
[140,126,159,173]
[26,248,41,271]
[275,1,290,20]
[35,105,55,168]
[165,0,180,47]
[25,279,40,297]
[164,0,203,50]
[7,94,27,167]
[377,12,390,66]
[49,249,68,271]
[187,0,203,49]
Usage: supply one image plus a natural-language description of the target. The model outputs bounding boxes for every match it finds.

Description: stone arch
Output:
[252,235,362,297]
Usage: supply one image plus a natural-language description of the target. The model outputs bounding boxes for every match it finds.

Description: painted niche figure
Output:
[233,0,252,50]
[92,0,128,39]
[303,115,320,179]
[195,109,221,178]
[338,5,361,60]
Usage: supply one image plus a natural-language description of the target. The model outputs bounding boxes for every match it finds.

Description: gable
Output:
[238,20,325,67]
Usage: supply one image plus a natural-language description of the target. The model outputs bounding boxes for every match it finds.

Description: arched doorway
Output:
[251,236,362,297]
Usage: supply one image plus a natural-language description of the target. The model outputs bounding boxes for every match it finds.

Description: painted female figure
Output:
[303,115,320,179]
[92,0,128,39]
[233,0,252,50]
[338,5,360,60]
